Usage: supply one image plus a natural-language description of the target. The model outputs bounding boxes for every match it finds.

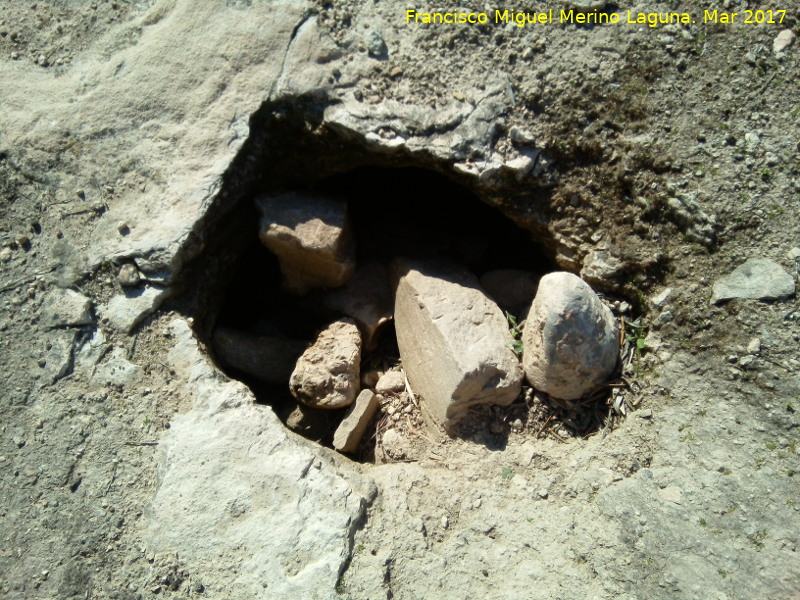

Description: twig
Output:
[124,441,159,446]
[403,371,417,407]
[535,415,554,439]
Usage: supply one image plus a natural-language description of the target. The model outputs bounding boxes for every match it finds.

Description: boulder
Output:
[316,261,392,349]
[479,269,539,317]
[213,326,307,385]
[289,318,362,409]
[256,192,355,295]
[333,389,381,453]
[710,258,795,304]
[393,260,522,432]
[43,288,93,328]
[522,272,619,400]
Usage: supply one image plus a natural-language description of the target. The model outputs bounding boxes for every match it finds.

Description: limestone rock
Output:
[92,346,143,387]
[290,318,361,409]
[375,371,405,395]
[522,272,619,400]
[117,263,141,287]
[213,327,307,385]
[40,329,77,384]
[479,269,539,317]
[316,261,392,349]
[99,285,169,333]
[333,389,381,453]
[43,288,93,328]
[256,192,355,295]
[710,258,795,304]
[774,29,796,55]
[393,260,522,432]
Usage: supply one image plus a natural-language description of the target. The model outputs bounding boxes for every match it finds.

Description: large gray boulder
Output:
[710,258,795,304]
[522,272,619,400]
[256,192,356,295]
[289,318,362,409]
[393,260,522,432]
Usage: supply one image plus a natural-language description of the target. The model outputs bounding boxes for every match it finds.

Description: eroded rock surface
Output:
[290,318,362,409]
[522,272,619,400]
[393,260,522,431]
[42,288,93,328]
[710,258,796,304]
[256,192,355,295]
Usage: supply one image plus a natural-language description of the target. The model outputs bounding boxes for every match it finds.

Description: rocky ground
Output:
[1,1,799,599]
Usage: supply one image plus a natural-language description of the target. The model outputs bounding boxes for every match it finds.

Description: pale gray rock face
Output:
[99,285,168,333]
[479,269,539,317]
[393,260,522,432]
[710,258,796,304]
[289,318,362,409]
[92,346,142,387]
[375,371,406,395]
[43,288,93,328]
[213,327,307,385]
[522,272,619,400]
[256,192,355,295]
[315,261,392,349]
[333,389,381,453]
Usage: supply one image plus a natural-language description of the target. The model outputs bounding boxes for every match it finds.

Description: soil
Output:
[1,1,799,599]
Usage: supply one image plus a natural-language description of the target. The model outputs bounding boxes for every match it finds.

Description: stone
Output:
[479,269,539,316]
[651,287,673,309]
[787,247,800,261]
[710,258,795,304]
[522,272,620,400]
[381,428,413,460]
[42,288,93,328]
[375,371,406,395]
[665,194,717,247]
[99,285,169,333]
[289,318,361,409]
[213,327,307,385]
[315,261,392,349]
[92,347,143,387]
[40,330,77,384]
[75,329,108,375]
[256,192,355,295]
[747,338,762,355]
[393,260,523,432]
[117,263,141,287]
[365,30,387,58]
[333,389,380,453]
[774,29,796,55]
[285,404,333,440]
[0,247,11,262]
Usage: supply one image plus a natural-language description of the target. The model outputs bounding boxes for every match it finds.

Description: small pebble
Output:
[0,247,11,262]
[389,66,403,78]
[117,221,130,235]
[440,516,449,529]
[117,263,141,287]
[747,338,761,355]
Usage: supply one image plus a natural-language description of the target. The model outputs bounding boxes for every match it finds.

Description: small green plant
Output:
[766,441,778,451]
[699,518,707,527]
[506,312,524,356]
[624,317,648,356]
[718,569,729,578]
[748,529,768,550]
[501,467,515,480]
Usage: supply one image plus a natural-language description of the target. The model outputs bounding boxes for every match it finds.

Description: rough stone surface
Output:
[710,258,796,304]
[148,319,376,600]
[522,272,619,400]
[117,263,141,287]
[256,192,355,295]
[375,371,406,395]
[40,329,77,384]
[42,288,93,328]
[213,327,307,385]
[333,389,380,453]
[774,29,796,55]
[393,260,523,431]
[290,318,362,409]
[92,347,143,387]
[99,285,169,333]
[316,261,392,349]
[479,269,539,317]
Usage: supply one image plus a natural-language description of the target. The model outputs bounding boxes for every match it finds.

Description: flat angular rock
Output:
[333,389,380,453]
[213,327,307,385]
[289,318,361,409]
[393,260,522,432]
[43,288,93,328]
[479,269,539,317]
[711,258,795,304]
[256,192,356,295]
[100,285,169,333]
[316,261,392,349]
[522,272,619,400]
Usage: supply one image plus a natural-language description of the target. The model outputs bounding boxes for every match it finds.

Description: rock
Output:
[42,289,93,328]
[213,327,307,385]
[522,272,619,400]
[92,347,143,387]
[665,194,717,247]
[41,330,77,384]
[747,338,762,355]
[0,247,11,262]
[710,258,795,304]
[316,262,392,349]
[479,269,539,316]
[289,318,361,409]
[651,287,673,309]
[99,285,169,332]
[365,30,387,58]
[381,428,413,460]
[375,371,405,395]
[285,403,333,440]
[75,329,108,375]
[581,247,624,284]
[787,247,800,262]
[393,260,523,432]
[774,29,796,55]
[255,192,355,295]
[333,389,380,453]
[117,263,141,287]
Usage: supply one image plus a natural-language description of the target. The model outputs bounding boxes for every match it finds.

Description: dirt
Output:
[1,1,799,599]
